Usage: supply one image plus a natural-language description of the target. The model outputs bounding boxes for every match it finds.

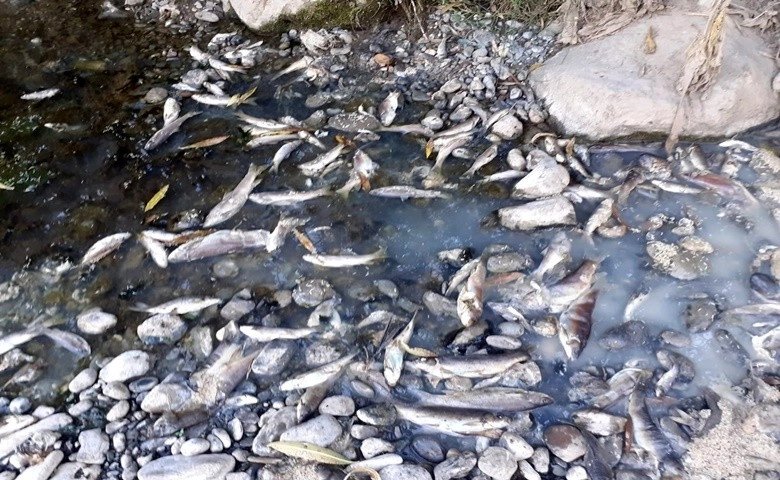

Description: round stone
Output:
[543,425,586,463]
[181,438,211,456]
[106,400,130,422]
[144,87,168,104]
[478,446,517,480]
[500,432,534,460]
[319,396,355,416]
[77,308,117,335]
[137,313,187,345]
[379,464,432,480]
[491,114,523,140]
[69,368,98,393]
[99,350,152,383]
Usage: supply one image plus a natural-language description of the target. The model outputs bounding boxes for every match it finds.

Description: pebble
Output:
[138,313,187,345]
[143,87,168,104]
[137,454,235,480]
[99,350,152,383]
[379,464,432,480]
[106,400,130,422]
[485,335,522,350]
[347,453,403,473]
[9,396,31,414]
[279,414,342,447]
[228,418,243,442]
[478,446,517,480]
[530,447,550,473]
[77,308,117,335]
[181,438,212,456]
[491,114,523,140]
[212,429,232,450]
[567,465,588,480]
[356,404,397,426]
[440,79,462,94]
[194,10,219,22]
[411,436,444,463]
[292,279,336,307]
[421,113,444,130]
[449,105,472,122]
[103,381,131,400]
[68,399,93,417]
[350,424,379,440]
[76,428,110,464]
[251,340,296,376]
[318,395,355,416]
[129,377,159,393]
[499,432,534,460]
[543,425,586,462]
[519,459,542,480]
[50,462,101,480]
[433,452,477,480]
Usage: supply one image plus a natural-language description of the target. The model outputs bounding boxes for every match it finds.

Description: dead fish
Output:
[246,132,301,148]
[532,232,571,281]
[572,409,627,436]
[168,229,270,263]
[628,389,682,473]
[393,405,509,437]
[271,140,304,173]
[135,296,221,315]
[370,186,451,200]
[138,232,169,268]
[191,93,233,106]
[267,216,307,253]
[584,198,615,236]
[684,173,759,206]
[579,427,616,480]
[444,259,480,297]
[378,124,434,137]
[238,326,316,342]
[615,167,647,205]
[0,349,34,374]
[303,248,386,268]
[476,170,525,184]
[411,387,553,412]
[40,328,90,357]
[271,55,314,81]
[337,149,378,196]
[378,91,402,127]
[248,188,331,206]
[163,98,180,126]
[462,144,498,178]
[236,112,299,131]
[655,363,679,397]
[592,367,652,409]
[80,232,132,266]
[558,290,599,360]
[407,350,529,381]
[384,317,415,387]
[298,144,346,177]
[547,260,599,313]
[144,111,200,151]
[456,259,486,327]
[203,163,265,228]
[20,88,59,101]
[432,117,480,139]
[297,377,335,422]
[432,134,471,172]
[279,353,356,391]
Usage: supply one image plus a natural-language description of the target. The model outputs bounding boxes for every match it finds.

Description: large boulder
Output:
[229,0,320,30]
[529,12,780,140]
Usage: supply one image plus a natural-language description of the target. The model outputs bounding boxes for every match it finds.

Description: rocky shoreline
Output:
[1,2,780,480]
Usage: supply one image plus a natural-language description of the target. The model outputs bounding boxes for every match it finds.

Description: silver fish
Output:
[40,328,90,357]
[558,290,599,360]
[248,188,331,206]
[245,133,301,148]
[407,351,529,380]
[303,248,386,268]
[163,98,180,126]
[411,387,553,412]
[584,198,615,235]
[370,186,451,200]
[298,144,346,177]
[191,93,232,106]
[267,216,307,253]
[271,55,314,81]
[628,390,682,472]
[137,296,221,315]
[337,149,378,196]
[203,163,265,228]
[236,112,298,131]
[378,124,434,137]
[592,367,651,409]
[80,232,132,266]
[167,229,270,262]
[138,232,169,268]
[20,88,59,101]
[145,111,200,151]
[456,259,486,327]
[432,134,471,172]
[279,353,356,391]
[444,259,479,297]
[547,260,599,313]
[378,91,401,127]
[270,140,304,173]
[384,316,415,387]
[140,229,186,245]
[432,116,480,139]
[462,144,498,178]
[476,170,525,184]
[393,405,509,437]
[238,326,316,342]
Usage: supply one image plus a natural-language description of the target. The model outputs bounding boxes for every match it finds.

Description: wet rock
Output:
[318,395,355,416]
[220,294,254,322]
[141,382,192,414]
[478,446,517,480]
[99,350,151,382]
[411,436,443,463]
[279,414,342,447]
[566,465,588,480]
[51,462,101,480]
[598,320,648,350]
[361,437,394,458]
[498,196,576,231]
[379,464,432,480]
[530,447,549,474]
[76,308,117,334]
[646,241,709,280]
[137,453,235,480]
[106,400,130,422]
[684,297,718,333]
[144,87,168,104]
[103,381,130,400]
[229,0,320,30]
[485,335,522,350]
[350,424,379,440]
[421,113,444,131]
[17,449,64,480]
[487,252,531,273]
[434,451,477,480]
[138,314,187,345]
[529,12,780,139]
[194,10,219,22]
[75,429,109,464]
[659,330,691,348]
[293,279,336,307]
[511,158,570,199]
[181,438,211,456]
[543,424,586,462]
[491,114,523,140]
[251,340,296,377]
[519,460,541,480]
[499,432,534,460]
[356,404,397,426]
[450,105,472,122]
[9,396,31,414]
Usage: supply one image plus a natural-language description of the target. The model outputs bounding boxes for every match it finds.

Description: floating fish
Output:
[378,91,401,127]
[80,232,132,266]
[249,188,331,207]
[370,186,451,200]
[167,229,270,262]
[384,316,415,387]
[456,259,486,327]
[302,248,386,268]
[298,144,346,177]
[270,140,304,173]
[144,111,200,151]
[135,296,221,315]
[203,163,266,228]
[279,353,356,391]
[20,88,60,101]
[558,290,599,360]
[462,144,498,178]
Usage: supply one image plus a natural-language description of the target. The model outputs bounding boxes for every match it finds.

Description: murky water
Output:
[1,0,780,473]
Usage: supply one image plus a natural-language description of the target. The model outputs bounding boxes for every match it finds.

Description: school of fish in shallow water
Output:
[1,25,780,480]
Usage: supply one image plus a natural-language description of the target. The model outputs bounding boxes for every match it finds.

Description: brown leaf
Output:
[642,26,656,54]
